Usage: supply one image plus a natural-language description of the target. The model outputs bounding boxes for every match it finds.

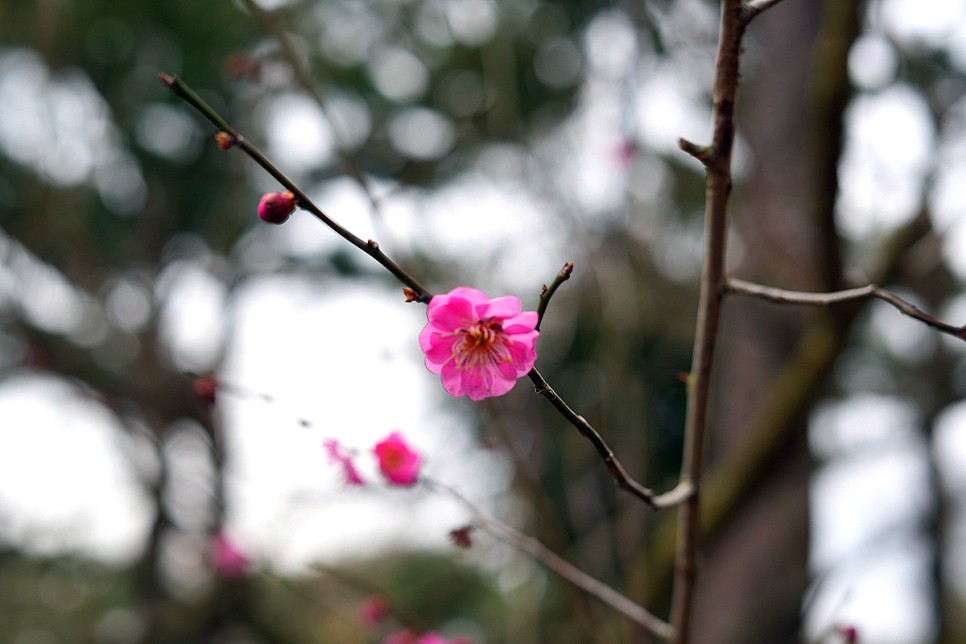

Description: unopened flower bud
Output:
[215,131,236,150]
[257,191,296,224]
[449,526,474,549]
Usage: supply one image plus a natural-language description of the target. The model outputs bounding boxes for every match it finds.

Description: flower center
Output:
[452,319,512,371]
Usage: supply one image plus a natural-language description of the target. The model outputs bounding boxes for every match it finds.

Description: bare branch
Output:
[536,262,574,331]
[527,367,690,511]
[725,277,966,340]
[671,0,749,638]
[158,73,433,304]
[431,480,674,640]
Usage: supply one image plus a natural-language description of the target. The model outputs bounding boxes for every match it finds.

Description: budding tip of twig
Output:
[562,262,574,277]
[678,137,712,164]
[402,287,418,303]
[367,239,380,250]
[158,71,176,88]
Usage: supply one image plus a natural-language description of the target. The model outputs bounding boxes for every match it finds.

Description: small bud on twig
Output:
[215,131,237,150]
[449,525,474,549]
[258,191,297,224]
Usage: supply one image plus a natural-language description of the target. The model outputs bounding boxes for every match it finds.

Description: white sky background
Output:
[2,0,966,640]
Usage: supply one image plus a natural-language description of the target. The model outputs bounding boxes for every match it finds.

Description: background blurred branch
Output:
[725,277,966,339]
[432,480,674,640]
[238,0,381,212]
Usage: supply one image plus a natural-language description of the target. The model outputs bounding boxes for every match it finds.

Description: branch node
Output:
[678,137,713,165]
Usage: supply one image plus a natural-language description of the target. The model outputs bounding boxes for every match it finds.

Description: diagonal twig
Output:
[428,480,675,640]
[724,277,966,340]
[158,72,433,303]
[527,366,693,511]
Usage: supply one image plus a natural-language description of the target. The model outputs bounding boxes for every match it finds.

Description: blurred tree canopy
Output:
[2,0,966,642]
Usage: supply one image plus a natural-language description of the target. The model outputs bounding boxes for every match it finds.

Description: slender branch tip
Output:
[678,138,713,164]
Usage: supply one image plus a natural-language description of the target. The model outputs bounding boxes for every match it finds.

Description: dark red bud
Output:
[449,525,474,549]
[193,376,218,406]
[258,191,297,224]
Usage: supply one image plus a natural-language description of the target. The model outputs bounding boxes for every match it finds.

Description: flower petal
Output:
[420,327,458,364]
[502,311,538,334]
[439,361,466,397]
[428,294,475,329]
[478,295,521,319]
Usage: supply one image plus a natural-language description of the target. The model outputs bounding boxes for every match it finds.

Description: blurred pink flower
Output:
[614,138,637,167]
[373,432,421,486]
[357,594,392,627]
[384,631,417,644]
[323,438,365,486]
[418,287,538,401]
[210,531,249,580]
[384,631,471,644]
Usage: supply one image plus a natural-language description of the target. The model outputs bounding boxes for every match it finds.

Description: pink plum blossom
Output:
[418,287,539,401]
[373,432,421,486]
[210,531,250,580]
[323,438,365,486]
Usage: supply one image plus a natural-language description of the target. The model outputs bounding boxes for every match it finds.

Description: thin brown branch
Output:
[671,0,748,639]
[527,367,690,511]
[536,262,574,331]
[159,73,433,303]
[431,480,674,640]
[725,277,966,339]
[531,264,688,510]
